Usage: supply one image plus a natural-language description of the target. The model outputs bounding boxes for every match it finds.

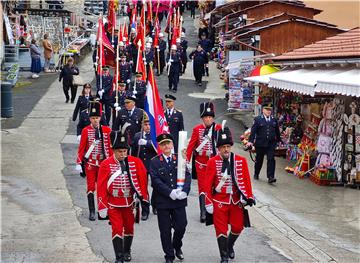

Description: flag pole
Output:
[115,17,121,117]
[99,16,103,100]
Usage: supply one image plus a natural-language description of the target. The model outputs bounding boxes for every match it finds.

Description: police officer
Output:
[198,33,212,76]
[247,103,281,184]
[189,45,207,86]
[164,94,184,153]
[131,112,158,220]
[130,72,147,109]
[150,133,191,263]
[166,45,181,93]
[119,55,132,89]
[112,95,143,146]
[96,66,114,125]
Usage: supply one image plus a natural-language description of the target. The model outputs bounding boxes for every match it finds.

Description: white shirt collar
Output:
[163,153,172,162]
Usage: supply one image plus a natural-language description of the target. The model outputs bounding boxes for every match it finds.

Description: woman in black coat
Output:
[189,45,207,86]
[59,57,79,103]
[72,83,93,138]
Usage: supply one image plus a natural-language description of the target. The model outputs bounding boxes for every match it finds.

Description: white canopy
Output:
[315,68,360,97]
[244,70,290,84]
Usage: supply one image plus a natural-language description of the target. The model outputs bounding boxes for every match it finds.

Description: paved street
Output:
[2,9,359,263]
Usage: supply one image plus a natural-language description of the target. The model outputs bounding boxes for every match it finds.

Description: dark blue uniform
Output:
[164,108,184,153]
[166,52,181,91]
[180,39,188,73]
[130,80,147,109]
[112,107,143,144]
[119,62,132,88]
[145,49,154,77]
[249,114,281,180]
[110,89,132,124]
[157,40,167,74]
[198,38,212,76]
[189,50,207,84]
[72,95,93,136]
[150,154,191,262]
[96,74,113,125]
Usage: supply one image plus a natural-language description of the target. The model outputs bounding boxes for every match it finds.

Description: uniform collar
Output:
[162,153,172,162]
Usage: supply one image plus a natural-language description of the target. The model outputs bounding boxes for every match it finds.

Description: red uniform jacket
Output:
[204,153,254,205]
[76,125,112,167]
[186,123,222,165]
[97,155,149,214]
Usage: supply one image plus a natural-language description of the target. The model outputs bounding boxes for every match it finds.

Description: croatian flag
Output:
[145,67,169,151]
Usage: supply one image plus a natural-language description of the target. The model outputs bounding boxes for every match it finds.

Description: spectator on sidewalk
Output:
[59,57,79,103]
[42,33,53,72]
[189,45,207,86]
[30,39,41,79]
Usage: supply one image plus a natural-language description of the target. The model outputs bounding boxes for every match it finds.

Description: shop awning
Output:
[315,68,360,97]
[268,68,345,96]
[244,70,289,84]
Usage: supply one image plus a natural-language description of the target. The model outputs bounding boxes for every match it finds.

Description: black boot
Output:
[228,233,239,259]
[217,236,229,263]
[206,67,209,76]
[199,195,206,223]
[87,193,96,221]
[124,236,133,261]
[112,236,124,263]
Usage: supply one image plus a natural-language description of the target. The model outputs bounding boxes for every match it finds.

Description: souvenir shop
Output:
[245,66,360,187]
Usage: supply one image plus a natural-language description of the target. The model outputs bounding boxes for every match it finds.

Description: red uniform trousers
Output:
[85,164,99,193]
[195,156,209,195]
[108,205,135,239]
[213,201,244,238]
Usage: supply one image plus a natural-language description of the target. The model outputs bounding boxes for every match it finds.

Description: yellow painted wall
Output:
[304,0,360,29]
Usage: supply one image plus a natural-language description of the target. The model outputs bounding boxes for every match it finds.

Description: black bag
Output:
[191,152,197,180]
[205,211,213,226]
[242,207,251,228]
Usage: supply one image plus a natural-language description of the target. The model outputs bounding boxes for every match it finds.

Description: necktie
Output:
[145,133,150,140]
[222,159,230,174]
[168,109,171,116]
[95,128,100,140]
[128,110,132,116]
[167,157,171,163]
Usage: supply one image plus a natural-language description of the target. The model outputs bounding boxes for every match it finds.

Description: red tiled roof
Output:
[273,27,360,60]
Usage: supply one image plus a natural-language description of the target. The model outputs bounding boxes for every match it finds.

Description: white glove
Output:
[186,161,192,173]
[170,189,178,200]
[98,208,108,219]
[75,164,83,172]
[115,106,121,111]
[133,89,138,95]
[169,59,174,62]
[177,191,187,200]
[77,135,81,142]
[143,58,146,61]
[205,204,214,214]
[114,102,119,108]
[167,62,171,66]
[138,138,147,145]
[126,79,131,84]
[98,89,104,97]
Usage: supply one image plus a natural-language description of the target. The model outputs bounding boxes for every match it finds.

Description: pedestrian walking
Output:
[180,32,188,74]
[198,33,212,76]
[163,94,184,153]
[150,133,191,263]
[166,45,181,93]
[189,45,207,86]
[204,125,255,263]
[59,57,79,103]
[29,39,41,79]
[156,33,167,76]
[42,33,53,72]
[76,100,112,221]
[246,103,281,183]
[130,72,147,109]
[97,129,149,263]
[186,102,221,223]
[189,1,196,19]
[131,112,158,220]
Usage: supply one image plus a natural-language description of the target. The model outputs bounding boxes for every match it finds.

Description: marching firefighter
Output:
[189,45,207,86]
[111,81,132,125]
[156,32,167,76]
[145,42,154,78]
[119,55,132,89]
[130,72,147,109]
[180,32,188,74]
[150,133,191,263]
[131,112,158,220]
[186,102,221,223]
[204,124,255,263]
[76,100,112,221]
[112,95,143,146]
[166,45,182,93]
[163,94,184,153]
[96,66,114,125]
[97,128,149,263]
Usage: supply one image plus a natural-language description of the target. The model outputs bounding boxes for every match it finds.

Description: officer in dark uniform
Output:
[166,45,182,93]
[157,33,167,75]
[164,94,184,153]
[119,55,132,89]
[130,72,147,109]
[189,45,207,86]
[112,95,143,146]
[247,103,281,184]
[72,84,94,137]
[131,112,158,220]
[180,32,188,74]
[145,42,154,78]
[110,81,132,125]
[198,33,212,76]
[150,133,191,263]
[118,41,130,60]
[96,66,114,125]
